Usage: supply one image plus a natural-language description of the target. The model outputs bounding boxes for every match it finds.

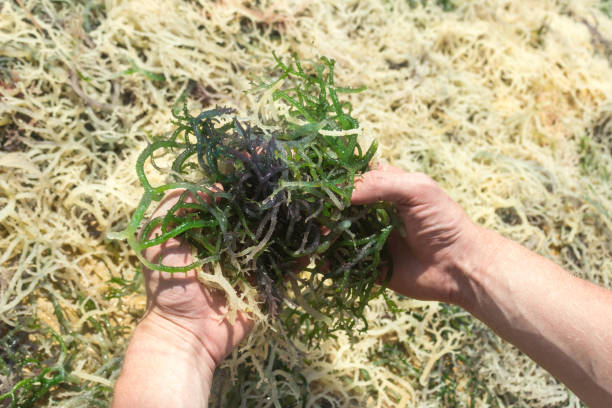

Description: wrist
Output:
[447,225,502,311]
[137,311,218,374]
[112,313,217,407]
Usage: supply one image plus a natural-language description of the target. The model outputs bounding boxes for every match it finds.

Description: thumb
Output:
[351,170,405,205]
[352,168,437,206]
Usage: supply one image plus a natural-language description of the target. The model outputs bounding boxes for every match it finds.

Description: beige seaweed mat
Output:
[1,0,611,406]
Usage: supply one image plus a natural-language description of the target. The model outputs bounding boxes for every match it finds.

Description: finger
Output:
[384,230,425,296]
[375,230,403,286]
[150,189,188,219]
[371,161,404,174]
[151,184,224,219]
[142,232,195,275]
[382,163,406,174]
[143,185,225,265]
[352,169,408,205]
[352,170,435,206]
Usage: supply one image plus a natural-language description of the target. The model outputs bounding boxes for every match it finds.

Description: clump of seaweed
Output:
[112,54,398,343]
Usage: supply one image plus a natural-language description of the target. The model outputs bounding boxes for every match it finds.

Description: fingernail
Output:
[373,159,389,170]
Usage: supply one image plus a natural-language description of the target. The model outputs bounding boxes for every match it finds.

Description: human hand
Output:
[141,189,253,367]
[352,164,482,305]
[112,190,253,408]
[353,165,612,408]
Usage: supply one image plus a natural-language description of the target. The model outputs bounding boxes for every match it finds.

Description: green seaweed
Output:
[112,54,399,344]
[0,318,75,408]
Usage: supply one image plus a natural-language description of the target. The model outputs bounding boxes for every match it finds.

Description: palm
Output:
[142,190,253,365]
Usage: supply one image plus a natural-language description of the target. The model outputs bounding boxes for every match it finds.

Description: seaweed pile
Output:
[112,55,397,343]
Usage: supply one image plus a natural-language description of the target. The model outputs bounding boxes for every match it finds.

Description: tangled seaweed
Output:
[112,54,398,343]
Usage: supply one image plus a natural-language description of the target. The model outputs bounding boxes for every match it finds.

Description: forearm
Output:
[112,314,216,408]
[457,227,612,407]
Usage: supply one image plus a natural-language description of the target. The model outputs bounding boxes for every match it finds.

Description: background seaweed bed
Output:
[1,0,611,407]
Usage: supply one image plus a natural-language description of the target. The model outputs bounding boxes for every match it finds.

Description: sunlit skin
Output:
[113,164,612,408]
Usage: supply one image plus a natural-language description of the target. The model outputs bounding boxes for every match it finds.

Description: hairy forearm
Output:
[457,227,612,407]
[112,314,216,408]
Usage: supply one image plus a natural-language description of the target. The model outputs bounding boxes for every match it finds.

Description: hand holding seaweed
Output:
[141,189,254,363]
[353,163,481,305]
[112,54,398,344]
